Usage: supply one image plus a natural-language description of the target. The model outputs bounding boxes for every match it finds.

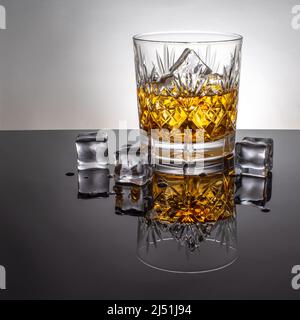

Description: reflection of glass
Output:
[137,168,237,273]
[114,183,153,216]
[133,32,243,172]
[74,130,275,273]
[152,168,235,223]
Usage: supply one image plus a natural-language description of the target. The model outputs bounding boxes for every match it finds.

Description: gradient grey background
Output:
[0,0,299,130]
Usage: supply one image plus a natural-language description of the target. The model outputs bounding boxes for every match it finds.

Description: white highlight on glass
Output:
[0,5,6,29]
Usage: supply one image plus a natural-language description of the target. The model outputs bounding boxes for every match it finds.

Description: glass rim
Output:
[133,31,243,44]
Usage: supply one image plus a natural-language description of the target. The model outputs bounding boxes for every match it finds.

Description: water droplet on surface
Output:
[65,172,74,177]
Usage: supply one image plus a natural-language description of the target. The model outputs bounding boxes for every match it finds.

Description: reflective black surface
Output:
[0,130,299,299]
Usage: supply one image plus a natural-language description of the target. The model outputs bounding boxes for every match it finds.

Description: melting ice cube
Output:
[202,73,224,95]
[76,131,108,170]
[114,144,152,186]
[169,48,212,76]
[114,129,152,185]
[157,48,212,95]
[235,137,273,177]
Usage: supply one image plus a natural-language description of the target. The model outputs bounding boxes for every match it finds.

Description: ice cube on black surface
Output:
[235,137,273,177]
[76,131,108,170]
[114,143,152,186]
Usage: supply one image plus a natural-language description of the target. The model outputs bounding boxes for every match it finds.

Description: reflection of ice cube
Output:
[234,173,272,209]
[114,144,152,186]
[114,183,153,216]
[235,137,273,177]
[76,131,108,170]
[78,169,110,198]
[157,49,212,95]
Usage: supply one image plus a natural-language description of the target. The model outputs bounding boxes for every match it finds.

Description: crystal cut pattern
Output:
[134,43,242,143]
[151,169,235,224]
[138,214,236,253]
